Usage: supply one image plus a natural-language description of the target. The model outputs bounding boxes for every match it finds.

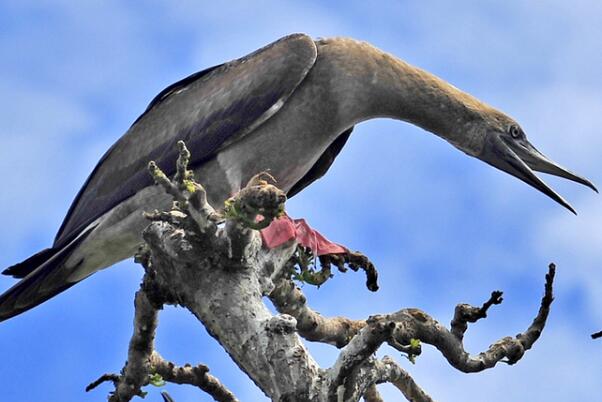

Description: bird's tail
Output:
[0,228,93,322]
[3,248,59,278]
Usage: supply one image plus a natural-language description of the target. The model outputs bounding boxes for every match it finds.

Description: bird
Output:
[0,33,596,322]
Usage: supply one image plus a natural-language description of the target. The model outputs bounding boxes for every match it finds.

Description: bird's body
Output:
[0,34,594,321]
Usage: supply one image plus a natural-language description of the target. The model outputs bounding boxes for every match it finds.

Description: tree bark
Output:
[88,141,556,402]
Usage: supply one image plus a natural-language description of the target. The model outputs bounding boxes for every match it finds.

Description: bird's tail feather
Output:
[2,248,59,279]
[0,227,94,322]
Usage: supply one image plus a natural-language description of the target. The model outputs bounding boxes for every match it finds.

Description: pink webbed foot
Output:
[261,214,379,291]
[260,214,347,255]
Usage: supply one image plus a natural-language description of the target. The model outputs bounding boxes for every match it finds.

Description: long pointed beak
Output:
[480,134,597,214]
[516,141,598,193]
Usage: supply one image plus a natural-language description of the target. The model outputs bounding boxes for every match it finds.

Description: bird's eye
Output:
[509,125,521,139]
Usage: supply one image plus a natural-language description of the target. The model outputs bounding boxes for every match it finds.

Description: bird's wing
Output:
[54,33,317,248]
[287,127,354,198]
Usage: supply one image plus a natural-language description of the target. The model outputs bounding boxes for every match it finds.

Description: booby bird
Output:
[0,34,595,321]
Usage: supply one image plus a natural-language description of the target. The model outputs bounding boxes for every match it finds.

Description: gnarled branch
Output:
[269,276,366,347]
[88,141,556,402]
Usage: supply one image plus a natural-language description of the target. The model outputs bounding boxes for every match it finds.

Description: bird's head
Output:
[457,110,597,214]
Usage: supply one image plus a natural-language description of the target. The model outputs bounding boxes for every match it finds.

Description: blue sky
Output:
[0,1,601,401]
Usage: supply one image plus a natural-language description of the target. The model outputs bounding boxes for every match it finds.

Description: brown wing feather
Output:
[54,34,317,248]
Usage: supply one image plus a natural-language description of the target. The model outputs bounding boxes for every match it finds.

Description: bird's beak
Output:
[480,134,597,214]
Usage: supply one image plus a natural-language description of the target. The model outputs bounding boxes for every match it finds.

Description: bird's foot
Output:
[260,214,347,254]
[262,216,379,291]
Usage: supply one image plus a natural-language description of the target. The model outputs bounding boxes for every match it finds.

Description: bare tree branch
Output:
[87,268,239,401]
[85,374,120,393]
[318,252,379,291]
[450,290,503,341]
[362,384,384,402]
[88,141,556,402]
[110,288,160,401]
[376,357,433,402]
[269,277,366,347]
[149,352,238,402]
[382,264,556,373]
[329,320,396,399]
[340,357,434,402]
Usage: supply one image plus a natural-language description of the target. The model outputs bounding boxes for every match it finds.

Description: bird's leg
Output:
[219,168,374,288]
[221,171,380,290]
[260,214,347,253]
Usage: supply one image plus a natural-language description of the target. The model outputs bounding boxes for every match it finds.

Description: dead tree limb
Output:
[88,141,556,402]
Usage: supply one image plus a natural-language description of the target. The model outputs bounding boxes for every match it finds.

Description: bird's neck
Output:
[320,38,491,152]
